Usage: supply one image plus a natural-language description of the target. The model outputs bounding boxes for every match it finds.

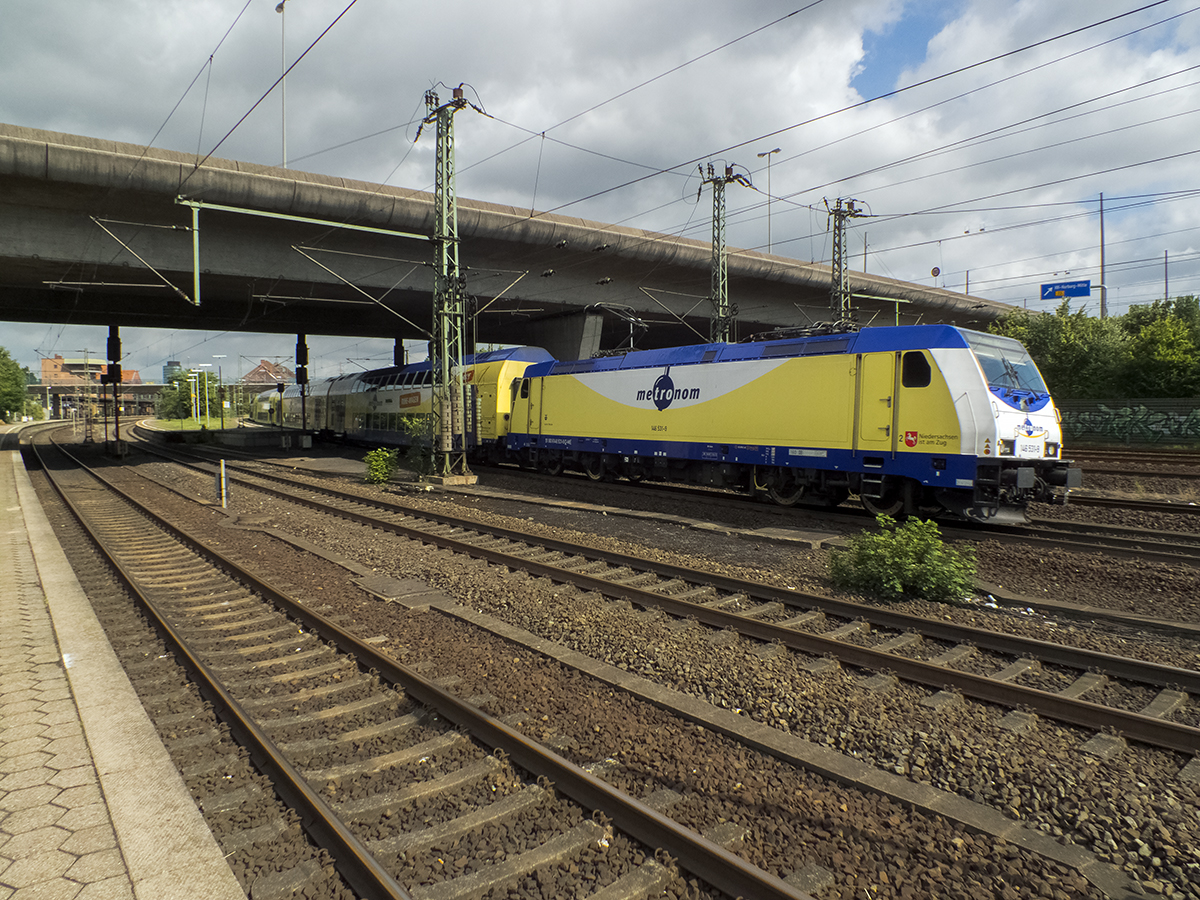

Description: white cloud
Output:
[2,0,1198,375]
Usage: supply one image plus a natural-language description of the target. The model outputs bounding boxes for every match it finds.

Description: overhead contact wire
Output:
[180,0,359,191]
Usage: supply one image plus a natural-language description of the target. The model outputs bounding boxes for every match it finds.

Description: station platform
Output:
[1,438,244,900]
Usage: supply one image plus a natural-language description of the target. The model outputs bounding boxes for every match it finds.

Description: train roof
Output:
[260,327,999,392]
[526,325,979,377]
[355,346,554,383]
[259,346,555,394]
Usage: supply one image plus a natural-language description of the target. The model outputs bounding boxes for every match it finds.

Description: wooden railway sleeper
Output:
[307,732,468,784]
[188,623,302,648]
[702,593,746,608]
[258,693,401,733]
[209,646,336,674]
[202,633,322,660]
[239,676,376,712]
[279,710,423,757]
[221,658,356,689]
[405,820,608,900]
[194,613,284,634]
[334,756,506,824]
[740,601,784,619]
[366,783,550,862]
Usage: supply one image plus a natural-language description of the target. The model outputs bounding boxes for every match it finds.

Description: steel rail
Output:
[1080,466,1200,480]
[42,437,813,900]
[941,522,1200,568]
[33,438,415,900]
[196,466,1200,755]
[1068,495,1200,516]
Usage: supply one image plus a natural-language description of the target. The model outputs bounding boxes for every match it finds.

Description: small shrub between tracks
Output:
[829,514,976,604]
[364,448,399,484]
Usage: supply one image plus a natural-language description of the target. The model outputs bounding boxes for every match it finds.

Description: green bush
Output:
[404,442,431,476]
[364,448,399,484]
[829,515,976,604]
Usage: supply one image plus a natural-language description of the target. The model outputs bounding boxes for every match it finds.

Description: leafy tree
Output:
[1119,301,1200,398]
[1120,295,1200,345]
[156,375,192,419]
[990,296,1200,400]
[0,347,28,422]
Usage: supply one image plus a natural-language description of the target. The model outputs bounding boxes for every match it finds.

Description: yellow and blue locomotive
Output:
[257,326,1079,522]
[505,325,1078,523]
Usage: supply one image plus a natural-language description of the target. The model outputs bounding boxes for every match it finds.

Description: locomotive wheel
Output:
[861,489,905,517]
[584,455,606,481]
[767,481,806,506]
[540,456,564,476]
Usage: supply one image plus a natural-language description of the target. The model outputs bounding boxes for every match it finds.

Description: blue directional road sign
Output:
[1040,279,1091,300]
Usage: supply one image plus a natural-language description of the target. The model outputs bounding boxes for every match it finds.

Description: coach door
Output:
[856,352,897,452]
[521,377,542,437]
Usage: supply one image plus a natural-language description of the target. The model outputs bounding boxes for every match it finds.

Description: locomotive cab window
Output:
[901,351,931,388]
[520,378,530,399]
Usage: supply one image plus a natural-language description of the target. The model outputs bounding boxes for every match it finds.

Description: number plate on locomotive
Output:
[1016,439,1043,458]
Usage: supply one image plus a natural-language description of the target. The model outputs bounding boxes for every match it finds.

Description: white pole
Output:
[276,2,288,168]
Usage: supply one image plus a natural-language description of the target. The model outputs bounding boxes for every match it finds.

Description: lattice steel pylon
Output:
[700,164,750,344]
[827,197,865,328]
[425,87,471,478]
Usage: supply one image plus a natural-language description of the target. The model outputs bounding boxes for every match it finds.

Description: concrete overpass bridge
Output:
[0,123,1012,363]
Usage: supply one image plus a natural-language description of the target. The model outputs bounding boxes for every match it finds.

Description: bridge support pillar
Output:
[522,310,603,362]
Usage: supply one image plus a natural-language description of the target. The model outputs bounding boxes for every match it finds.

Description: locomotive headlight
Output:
[1045,442,1059,458]
[998,439,1015,456]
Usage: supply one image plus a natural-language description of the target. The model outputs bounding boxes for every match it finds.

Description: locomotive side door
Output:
[523,377,542,436]
[856,352,897,452]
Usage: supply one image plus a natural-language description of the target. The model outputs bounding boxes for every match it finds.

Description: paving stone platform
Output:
[1,443,245,900]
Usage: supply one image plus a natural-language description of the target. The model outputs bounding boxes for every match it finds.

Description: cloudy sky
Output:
[3,0,1198,380]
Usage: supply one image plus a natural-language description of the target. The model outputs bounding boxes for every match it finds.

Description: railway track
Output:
[1069,448,1200,480]
[1069,448,1200,468]
[460,460,1200,560]
[31,431,809,900]
[136,422,1200,524]
[951,518,1200,570]
[167,436,1200,572]
[1066,495,1200,516]
[128,436,1200,760]
[101,432,1200,895]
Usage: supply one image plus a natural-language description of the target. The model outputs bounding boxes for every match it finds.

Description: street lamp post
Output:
[213,355,226,429]
[276,1,290,168]
[197,364,213,425]
[757,148,780,254]
[76,349,94,442]
[187,372,198,423]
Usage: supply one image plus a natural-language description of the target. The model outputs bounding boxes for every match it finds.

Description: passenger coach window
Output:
[902,351,931,388]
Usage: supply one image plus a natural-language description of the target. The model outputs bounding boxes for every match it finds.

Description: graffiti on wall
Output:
[1061,404,1200,443]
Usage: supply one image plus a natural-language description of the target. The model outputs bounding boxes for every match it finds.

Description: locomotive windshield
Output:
[961,331,1048,395]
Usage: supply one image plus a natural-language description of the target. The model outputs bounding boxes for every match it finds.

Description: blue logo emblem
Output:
[651,370,674,410]
[636,366,700,409]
